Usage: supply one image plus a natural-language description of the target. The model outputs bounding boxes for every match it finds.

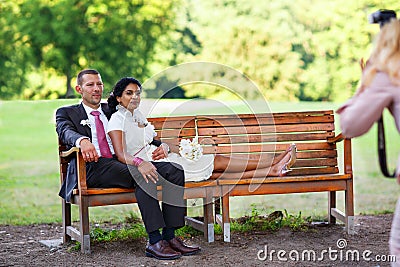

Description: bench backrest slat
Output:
[158,132,335,146]
[200,142,335,154]
[155,123,334,138]
[197,114,333,127]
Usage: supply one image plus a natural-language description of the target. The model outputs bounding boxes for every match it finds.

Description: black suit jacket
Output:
[56,103,112,202]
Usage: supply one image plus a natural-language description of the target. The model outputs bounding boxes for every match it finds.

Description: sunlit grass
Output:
[0,99,399,225]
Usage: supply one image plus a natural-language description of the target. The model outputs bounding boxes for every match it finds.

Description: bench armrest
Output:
[60,147,80,157]
[327,133,353,175]
[327,133,345,144]
[59,146,89,193]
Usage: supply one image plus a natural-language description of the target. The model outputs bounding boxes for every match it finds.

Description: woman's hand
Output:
[138,161,158,183]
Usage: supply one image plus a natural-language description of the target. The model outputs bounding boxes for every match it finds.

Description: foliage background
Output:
[2,0,400,101]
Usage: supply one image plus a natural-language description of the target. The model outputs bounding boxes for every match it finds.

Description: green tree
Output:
[292,0,377,101]
[3,0,400,101]
[16,0,178,98]
[180,0,305,101]
[178,0,400,101]
[0,2,30,99]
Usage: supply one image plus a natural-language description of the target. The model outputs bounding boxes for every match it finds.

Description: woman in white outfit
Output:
[106,77,296,183]
[337,19,400,266]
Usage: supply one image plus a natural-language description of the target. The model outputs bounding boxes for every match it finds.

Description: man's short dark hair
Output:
[77,69,100,86]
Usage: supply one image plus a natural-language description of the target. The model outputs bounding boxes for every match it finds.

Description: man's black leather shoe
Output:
[145,240,182,260]
[168,237,201,256]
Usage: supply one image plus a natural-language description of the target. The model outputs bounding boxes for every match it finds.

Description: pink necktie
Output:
[90,110,113,158]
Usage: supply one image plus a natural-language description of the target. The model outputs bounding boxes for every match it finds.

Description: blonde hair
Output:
[360,19,400,92]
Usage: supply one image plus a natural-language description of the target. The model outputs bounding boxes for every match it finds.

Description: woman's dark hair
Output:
[107,77,142,113]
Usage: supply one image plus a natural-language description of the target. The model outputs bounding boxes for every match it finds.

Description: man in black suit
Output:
[56,69,200,260]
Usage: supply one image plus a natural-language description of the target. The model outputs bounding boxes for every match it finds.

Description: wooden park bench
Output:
[58,109,353,253]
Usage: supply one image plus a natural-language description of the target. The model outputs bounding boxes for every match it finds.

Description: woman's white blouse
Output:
[107,106,156,161]
[107,106,214,181]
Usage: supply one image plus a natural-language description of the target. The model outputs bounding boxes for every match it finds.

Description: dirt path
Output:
[0,214,396,266]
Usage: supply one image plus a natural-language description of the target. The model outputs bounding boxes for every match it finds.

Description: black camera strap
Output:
[369,9,397,178]
[378,116,396,178]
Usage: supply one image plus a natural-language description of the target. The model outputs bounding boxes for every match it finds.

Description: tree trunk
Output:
[65,72,75,98]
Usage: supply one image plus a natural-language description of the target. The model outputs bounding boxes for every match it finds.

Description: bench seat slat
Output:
[217,173,351,185]
[73,188,135,195]
[226,180,347,196]
[73,170,344,192]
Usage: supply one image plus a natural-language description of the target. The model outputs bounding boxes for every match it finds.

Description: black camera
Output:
[368,9,397,27]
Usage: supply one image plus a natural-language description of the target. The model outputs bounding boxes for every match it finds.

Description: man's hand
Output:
[80,138,99,162]
[138,161,158,183]
[152,143,169,161]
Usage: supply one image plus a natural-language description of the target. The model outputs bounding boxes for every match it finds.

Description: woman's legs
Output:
[211,156,290,179]
[213,144,294,173]
[210,145,295,179]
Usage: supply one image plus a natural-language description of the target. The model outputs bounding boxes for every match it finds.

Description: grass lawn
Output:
[0,99,399,225]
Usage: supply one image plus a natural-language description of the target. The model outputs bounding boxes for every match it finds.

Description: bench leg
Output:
[214,197,221,217]
[222,194,230,242]
[79,197,91,254]
[345,180,355,234]
[203,199,214,242]
[328,191,336,225]
[184,199,188,217]
[62,200,71,243]
[203,189,214,243]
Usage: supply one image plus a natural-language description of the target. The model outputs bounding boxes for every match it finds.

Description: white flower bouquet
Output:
[179,137,203,161]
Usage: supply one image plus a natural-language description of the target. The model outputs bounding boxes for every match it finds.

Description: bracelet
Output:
[162,143,170,154]
[132,157,144,167]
